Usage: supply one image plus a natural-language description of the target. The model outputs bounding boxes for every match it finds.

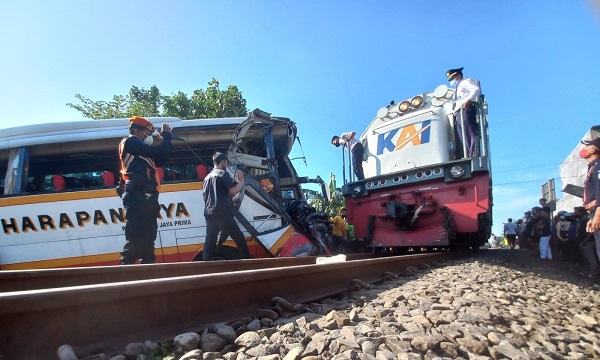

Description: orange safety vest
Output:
[118,136,161,191]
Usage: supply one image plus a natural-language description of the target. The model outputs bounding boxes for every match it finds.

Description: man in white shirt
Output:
[503,218,518,249]
[446,67,481,158]
[331,131,365,180]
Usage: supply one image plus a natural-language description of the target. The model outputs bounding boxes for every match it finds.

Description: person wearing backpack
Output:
[533,208,552,260]
[555,211,578,262]
[525,207,544,257]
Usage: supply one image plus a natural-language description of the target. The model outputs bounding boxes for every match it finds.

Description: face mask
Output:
[580,147,594,159]
[449,79,458,87]
[143,135,154,145]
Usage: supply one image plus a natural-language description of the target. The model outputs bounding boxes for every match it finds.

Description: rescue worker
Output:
[581,137,600,278]
[119,116,173,264]
[202,152,252,260]
[446,67,480,158]
[330,208,351,254]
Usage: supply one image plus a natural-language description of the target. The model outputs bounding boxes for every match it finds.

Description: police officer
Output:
[119,116,173,264]
[581,137,600,276]
[446,67,481,158]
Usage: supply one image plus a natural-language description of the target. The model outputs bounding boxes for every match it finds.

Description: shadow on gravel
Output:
[467,248,599,290]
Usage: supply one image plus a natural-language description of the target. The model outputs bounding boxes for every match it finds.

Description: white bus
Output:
[0,109,330,270]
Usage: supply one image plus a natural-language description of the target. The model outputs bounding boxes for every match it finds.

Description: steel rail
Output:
[0,254,376,292]
[0,251,463,360]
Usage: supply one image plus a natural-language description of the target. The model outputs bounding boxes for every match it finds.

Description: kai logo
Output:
[377,120,431,155]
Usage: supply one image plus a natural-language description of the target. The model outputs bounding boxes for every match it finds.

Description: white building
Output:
[556,125,600,212]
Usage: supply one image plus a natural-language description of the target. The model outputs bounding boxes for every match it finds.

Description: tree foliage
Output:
[304,188,345,216]
[67,79,248,119]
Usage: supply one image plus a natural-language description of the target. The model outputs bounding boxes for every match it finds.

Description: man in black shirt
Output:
[539,198,552,218]
[581,137,600,278]
[202,152,252,260]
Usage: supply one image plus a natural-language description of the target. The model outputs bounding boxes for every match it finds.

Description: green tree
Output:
[304,187,345,216]
[67,79,248,119]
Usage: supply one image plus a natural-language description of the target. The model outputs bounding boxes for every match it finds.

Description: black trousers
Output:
[330,235,351,254]
[455,104,478,158]
[120,189,160,264]
[505,234,517,248]
[351,143,365,180]
[203,214,251,260]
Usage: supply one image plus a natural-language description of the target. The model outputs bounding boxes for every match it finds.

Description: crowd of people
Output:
[491,197,598,282]
[326,207,366,255]
[489,137,600,283]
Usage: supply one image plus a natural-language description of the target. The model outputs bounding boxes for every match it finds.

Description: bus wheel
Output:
[193,246,243,261]
[214,246,243,260]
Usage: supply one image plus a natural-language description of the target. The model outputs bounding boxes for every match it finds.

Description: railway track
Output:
[0,251,466,359]
[0,254,379,292]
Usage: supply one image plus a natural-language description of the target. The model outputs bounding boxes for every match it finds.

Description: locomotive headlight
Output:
[411,96,423,108]
[399,101,411,112]
[449,165,465,178]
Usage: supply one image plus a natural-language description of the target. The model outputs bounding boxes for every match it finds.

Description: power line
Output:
[494,174,584,187]
[494,178,556,186]
[493,159,585,174]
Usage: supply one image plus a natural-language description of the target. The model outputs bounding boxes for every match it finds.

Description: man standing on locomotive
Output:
[446,67,480,158]
[331,131,365,181]
[119,116,173,264]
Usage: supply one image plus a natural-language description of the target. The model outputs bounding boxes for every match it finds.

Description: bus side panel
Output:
[0,183,295,269]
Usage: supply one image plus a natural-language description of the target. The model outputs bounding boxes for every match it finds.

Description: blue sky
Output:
[1,1,600,237]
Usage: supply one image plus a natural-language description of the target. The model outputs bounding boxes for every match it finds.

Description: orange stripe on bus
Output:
[1,253,122,270]
[269,226,296,253]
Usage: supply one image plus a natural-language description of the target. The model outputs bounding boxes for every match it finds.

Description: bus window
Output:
[4,148,29,195]
[282,189,295,200]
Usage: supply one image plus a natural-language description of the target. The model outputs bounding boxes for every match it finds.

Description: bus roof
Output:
[0,117,248,150]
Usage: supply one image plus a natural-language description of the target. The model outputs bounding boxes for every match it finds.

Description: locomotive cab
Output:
[343,84,492,251]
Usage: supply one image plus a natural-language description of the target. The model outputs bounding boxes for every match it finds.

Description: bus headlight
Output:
[449,165,465,178]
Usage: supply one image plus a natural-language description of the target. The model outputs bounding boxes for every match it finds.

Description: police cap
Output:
[581,137,600,150]
[445,67,464,80]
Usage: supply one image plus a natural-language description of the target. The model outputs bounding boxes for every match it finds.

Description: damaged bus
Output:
[0,109,331,269]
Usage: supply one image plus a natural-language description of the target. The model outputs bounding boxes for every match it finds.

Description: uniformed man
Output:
[446,67,481,158]
[202,152,252,260]
[581,137,600,275]
[119,116,173,264]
